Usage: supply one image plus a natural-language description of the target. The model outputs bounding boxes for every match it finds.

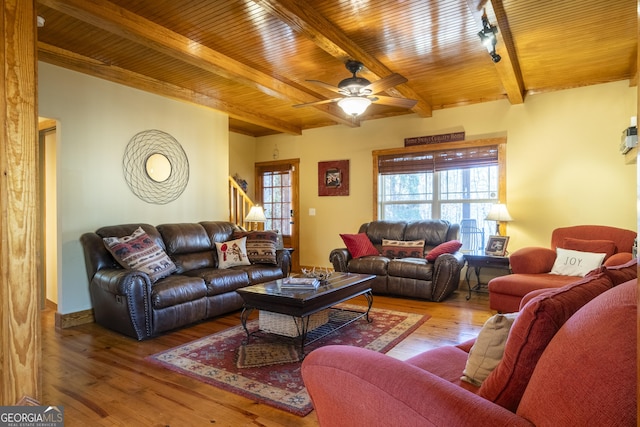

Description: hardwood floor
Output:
[41,284,493,426]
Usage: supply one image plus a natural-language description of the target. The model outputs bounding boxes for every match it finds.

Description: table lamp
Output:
[485,203,512,235]
[244,205,266,231]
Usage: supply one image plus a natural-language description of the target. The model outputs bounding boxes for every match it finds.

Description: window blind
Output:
[378,145,498,175]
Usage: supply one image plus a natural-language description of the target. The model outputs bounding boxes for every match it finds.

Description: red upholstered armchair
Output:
[302,266,637,427]
[488,225,635,313]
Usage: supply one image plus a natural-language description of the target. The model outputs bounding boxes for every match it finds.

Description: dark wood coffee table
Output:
[236,272,375,354]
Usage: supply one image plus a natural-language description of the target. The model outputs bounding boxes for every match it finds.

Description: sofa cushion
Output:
[340,233,379,258]
[462,313,518,386]
[560,237,616,260]
[381,239,424,258]
[479,272,613,412]
[588,257,637,285]
[233,230,278,264]
[215,237,251,269]
[348,256,389,276]
[185,268,250,295]
[150,275,207,309]
[425,240,462,262]
[103,226,177,283]
[549,248,605,276]
[517,279,637,425]
[387,258,433,281]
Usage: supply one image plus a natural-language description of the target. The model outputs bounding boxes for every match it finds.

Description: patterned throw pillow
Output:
[215,237,251,269]
[103,226,177,283]
[381,239,425,258]
[233,230,278,265]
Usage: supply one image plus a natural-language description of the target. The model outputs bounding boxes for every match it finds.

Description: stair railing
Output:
[229,176,255,230]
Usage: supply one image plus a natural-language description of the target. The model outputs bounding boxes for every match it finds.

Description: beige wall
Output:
[229,132,257,200]
[241,80,637,269]
[39,63,230,314]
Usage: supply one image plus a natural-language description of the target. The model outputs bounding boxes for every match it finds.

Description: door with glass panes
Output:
[255,159,300,272]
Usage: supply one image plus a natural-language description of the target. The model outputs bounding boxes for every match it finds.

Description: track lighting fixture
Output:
[477,13,501,63]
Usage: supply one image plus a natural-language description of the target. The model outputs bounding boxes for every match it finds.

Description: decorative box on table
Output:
[259,310,329,337]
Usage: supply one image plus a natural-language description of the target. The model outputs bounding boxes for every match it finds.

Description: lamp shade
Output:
[485,203,513,222]
[245,205,266,222]
[338,96,372,116]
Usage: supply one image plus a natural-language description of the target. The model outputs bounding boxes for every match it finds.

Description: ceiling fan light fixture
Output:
[338,96,372,116]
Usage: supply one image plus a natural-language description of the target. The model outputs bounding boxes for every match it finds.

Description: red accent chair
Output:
[302,264,636,427]
[488,224,635,313]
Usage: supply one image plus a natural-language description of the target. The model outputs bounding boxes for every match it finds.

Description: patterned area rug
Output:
[146,304,429,416]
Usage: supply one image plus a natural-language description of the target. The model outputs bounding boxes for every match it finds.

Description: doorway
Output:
[255,159,300,272]
[38,118,58,309]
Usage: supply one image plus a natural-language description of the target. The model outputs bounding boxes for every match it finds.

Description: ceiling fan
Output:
[294,60,418,117]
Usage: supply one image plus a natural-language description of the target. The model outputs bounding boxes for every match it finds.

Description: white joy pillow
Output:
[550,248,606,277]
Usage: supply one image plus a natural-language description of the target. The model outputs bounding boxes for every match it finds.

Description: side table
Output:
[464,252,511,300]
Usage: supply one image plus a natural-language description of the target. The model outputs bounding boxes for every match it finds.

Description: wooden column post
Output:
[0,0,41,404]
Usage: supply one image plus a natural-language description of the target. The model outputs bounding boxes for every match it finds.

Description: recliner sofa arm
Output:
[329,248,351,272]
[89,268,153,340]
[431,252,465,302]
[302,346,528,427]
[276,248,292,276]
[509,247,556,274]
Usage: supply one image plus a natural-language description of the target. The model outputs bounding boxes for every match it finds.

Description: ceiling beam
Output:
[38,42,303,136]
[467,0,525,104]
[251,0,433,117]
[38,0,356,128]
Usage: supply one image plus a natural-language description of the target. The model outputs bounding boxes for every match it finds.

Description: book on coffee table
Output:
[280,277,320,289]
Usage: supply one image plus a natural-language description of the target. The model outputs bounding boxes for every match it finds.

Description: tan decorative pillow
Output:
[103,226,176,283]
[381,239,425,258]
[462,313,518,386]
[215,237,251,269]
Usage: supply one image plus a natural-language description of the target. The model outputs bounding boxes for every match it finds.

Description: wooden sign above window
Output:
[404,131,465,147]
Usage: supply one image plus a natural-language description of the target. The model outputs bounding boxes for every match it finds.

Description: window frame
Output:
[371,137,508,233]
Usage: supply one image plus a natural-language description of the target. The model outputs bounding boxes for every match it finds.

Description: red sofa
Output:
[488,224,635,313]
[302,261,637,426]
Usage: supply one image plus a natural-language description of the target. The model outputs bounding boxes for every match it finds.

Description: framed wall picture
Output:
[318,160,349,196]
[485,235,509,256]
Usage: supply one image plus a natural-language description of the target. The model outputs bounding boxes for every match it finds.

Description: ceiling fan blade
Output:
[306,79,343,93]
[372,95,418,109]
[292,98,341,108]
[364,73,408,95]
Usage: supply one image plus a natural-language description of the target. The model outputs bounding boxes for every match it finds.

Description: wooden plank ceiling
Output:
[36,0,637,137]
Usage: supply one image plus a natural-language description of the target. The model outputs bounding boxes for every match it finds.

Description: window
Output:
[259,169,292,236]
[374,139,506,251]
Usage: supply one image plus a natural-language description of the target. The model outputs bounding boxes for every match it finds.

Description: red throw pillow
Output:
[340,233,379,258]
[425,240,462,262]
[561,237,616,260]
[478,272,614,412]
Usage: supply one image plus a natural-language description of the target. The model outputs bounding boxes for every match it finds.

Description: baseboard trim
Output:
[55,308,95,329]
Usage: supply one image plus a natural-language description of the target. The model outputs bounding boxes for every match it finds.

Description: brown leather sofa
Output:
[329,220,465,301]
[80,221,291,340]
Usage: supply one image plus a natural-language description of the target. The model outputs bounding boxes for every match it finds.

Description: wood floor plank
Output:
[41,285,493,426]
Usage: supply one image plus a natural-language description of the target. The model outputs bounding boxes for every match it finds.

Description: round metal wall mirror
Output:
[145,153,172,182]
[123,129,189,204]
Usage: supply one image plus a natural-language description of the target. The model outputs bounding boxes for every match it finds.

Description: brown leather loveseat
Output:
[329,220,465,302]
[80,221,291,340]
